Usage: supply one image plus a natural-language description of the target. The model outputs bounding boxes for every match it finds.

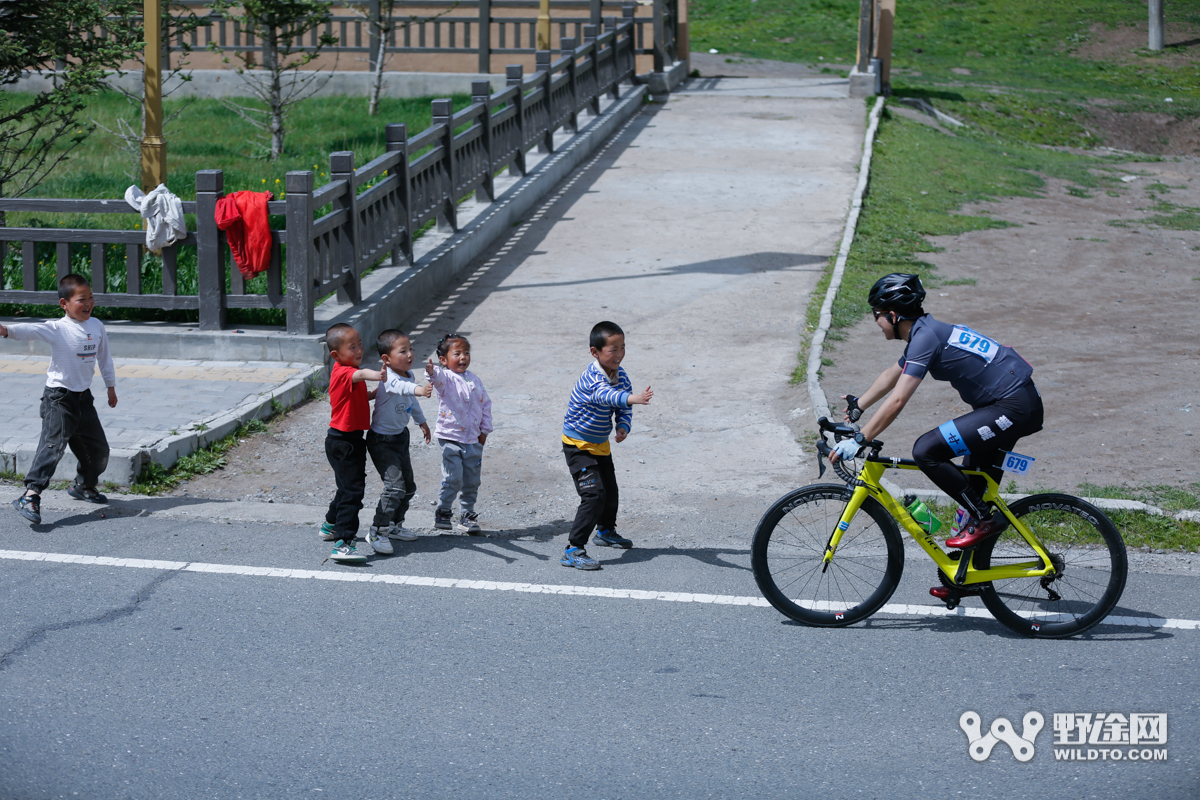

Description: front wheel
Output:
[751,484,905,626]
[975,494,1127,639]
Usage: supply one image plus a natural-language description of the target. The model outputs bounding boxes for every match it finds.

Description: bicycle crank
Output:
[938,551,982,596]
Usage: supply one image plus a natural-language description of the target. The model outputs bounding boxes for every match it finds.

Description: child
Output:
[560,321,653,570]
[321,322,382,563]
[364,330,432,555]
[424,333,492,534]
[1,274,117,525]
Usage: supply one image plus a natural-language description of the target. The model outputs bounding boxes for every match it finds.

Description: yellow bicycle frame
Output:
[821,459,1056,585]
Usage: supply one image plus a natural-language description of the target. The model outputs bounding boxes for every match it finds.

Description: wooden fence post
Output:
[478,0,492,73]
[385,123,412,266]
[329,151,360,304]
[536,50,554,153]
[583,25,601,115]
[606,16,621,98]
[195,169,226,331]
[285,171,315,335]
[432,99,458,232]
[507,65,526,176]
[652,0,665,73]
[561,36,578,132]
[622,4,636,79]
[472,80,495,202]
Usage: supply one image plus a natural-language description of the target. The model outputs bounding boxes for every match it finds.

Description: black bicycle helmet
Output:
[868,273,926,315]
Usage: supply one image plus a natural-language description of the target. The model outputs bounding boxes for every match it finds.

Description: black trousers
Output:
[912,382,1044,514]
[563,442,619,549]
[325,428,367,538]
[25,387,110,493]
[367,428,416,529]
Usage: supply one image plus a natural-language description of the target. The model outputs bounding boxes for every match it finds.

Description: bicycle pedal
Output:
[929,586,961,610]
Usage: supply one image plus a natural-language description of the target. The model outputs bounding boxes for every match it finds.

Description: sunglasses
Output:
[873,310,888,320]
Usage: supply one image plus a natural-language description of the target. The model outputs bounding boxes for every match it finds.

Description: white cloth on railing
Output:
[124,184,187,254]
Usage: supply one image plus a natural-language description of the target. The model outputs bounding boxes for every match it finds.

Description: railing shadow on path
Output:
[491,253,828,294]
[393,98,662,360]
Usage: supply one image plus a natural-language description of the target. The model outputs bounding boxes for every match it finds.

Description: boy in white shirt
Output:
[364,330,432,555]
[0,274,118,525]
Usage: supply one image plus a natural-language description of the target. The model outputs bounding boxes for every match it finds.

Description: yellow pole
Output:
[536,0,551,52]
[141,0,166,193]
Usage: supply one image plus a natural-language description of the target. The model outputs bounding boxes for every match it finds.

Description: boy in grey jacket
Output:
[365,330,432,554]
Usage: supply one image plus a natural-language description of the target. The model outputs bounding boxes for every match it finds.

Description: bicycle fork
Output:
[821,485,870,571]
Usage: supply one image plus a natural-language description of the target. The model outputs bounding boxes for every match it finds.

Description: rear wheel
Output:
[751,484,905,626]
[975,494,1127,638]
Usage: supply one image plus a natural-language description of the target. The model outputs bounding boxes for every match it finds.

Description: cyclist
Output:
[829,273,1043,562]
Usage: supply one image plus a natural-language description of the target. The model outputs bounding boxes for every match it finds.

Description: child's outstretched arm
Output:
[352,368,382,383]
[629,386,653,405]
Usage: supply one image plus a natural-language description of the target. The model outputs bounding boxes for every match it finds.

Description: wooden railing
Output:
[0,16,637,336]
[159,0,676,74]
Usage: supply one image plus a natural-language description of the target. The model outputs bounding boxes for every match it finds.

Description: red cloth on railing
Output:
[215,190,274,279]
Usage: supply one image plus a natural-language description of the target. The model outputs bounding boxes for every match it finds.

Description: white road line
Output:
[2,548,1196,630]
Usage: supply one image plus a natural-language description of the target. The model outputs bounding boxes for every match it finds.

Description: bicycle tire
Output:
[752,484,905,626]
[975,493,1127,639]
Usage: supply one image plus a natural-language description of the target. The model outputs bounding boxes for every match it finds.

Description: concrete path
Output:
[405,77,864,529]
[0,356,316,484]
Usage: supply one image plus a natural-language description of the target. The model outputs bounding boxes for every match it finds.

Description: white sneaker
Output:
[366,526,394,555]
[388,525,419,541]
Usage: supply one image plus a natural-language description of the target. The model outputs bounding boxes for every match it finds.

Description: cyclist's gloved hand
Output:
[831,438,860,462]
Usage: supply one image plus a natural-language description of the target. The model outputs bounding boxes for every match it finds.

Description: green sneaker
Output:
[330,539,366,563]
[319,521,338,541]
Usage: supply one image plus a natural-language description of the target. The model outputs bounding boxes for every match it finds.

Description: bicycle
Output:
[751,417,1128,638]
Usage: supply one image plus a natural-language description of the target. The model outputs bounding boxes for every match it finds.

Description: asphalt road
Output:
[1,501,1197,799]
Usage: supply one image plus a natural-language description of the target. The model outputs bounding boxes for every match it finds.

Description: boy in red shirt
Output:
[321,323,381,563]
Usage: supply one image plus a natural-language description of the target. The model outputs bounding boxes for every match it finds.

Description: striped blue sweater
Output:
[562,362,633,444]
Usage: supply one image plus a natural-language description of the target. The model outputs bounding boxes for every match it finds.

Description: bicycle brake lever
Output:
[815,439,831,479]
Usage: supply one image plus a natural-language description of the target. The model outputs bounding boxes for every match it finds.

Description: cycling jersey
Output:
[898,316,1033,408]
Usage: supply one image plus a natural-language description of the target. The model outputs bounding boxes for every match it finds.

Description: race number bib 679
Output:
[948,326,998,363]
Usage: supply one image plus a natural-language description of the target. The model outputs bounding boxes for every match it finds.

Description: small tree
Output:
[209,0,339,160]
[349,0,460,117]
[0,0,144,225]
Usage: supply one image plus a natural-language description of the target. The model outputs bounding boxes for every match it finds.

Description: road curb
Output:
[806,96,885,422]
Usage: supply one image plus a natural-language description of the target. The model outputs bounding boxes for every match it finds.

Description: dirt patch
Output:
[1074,21,1200,65]
[687,50,837,78]
[1086,107,1200,156]
[820,158,1200,496]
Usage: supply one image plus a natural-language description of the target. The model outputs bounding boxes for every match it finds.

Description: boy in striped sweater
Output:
[560,321,653,570]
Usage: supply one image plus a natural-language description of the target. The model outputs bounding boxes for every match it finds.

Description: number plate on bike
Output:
[1000,451,1035,475]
